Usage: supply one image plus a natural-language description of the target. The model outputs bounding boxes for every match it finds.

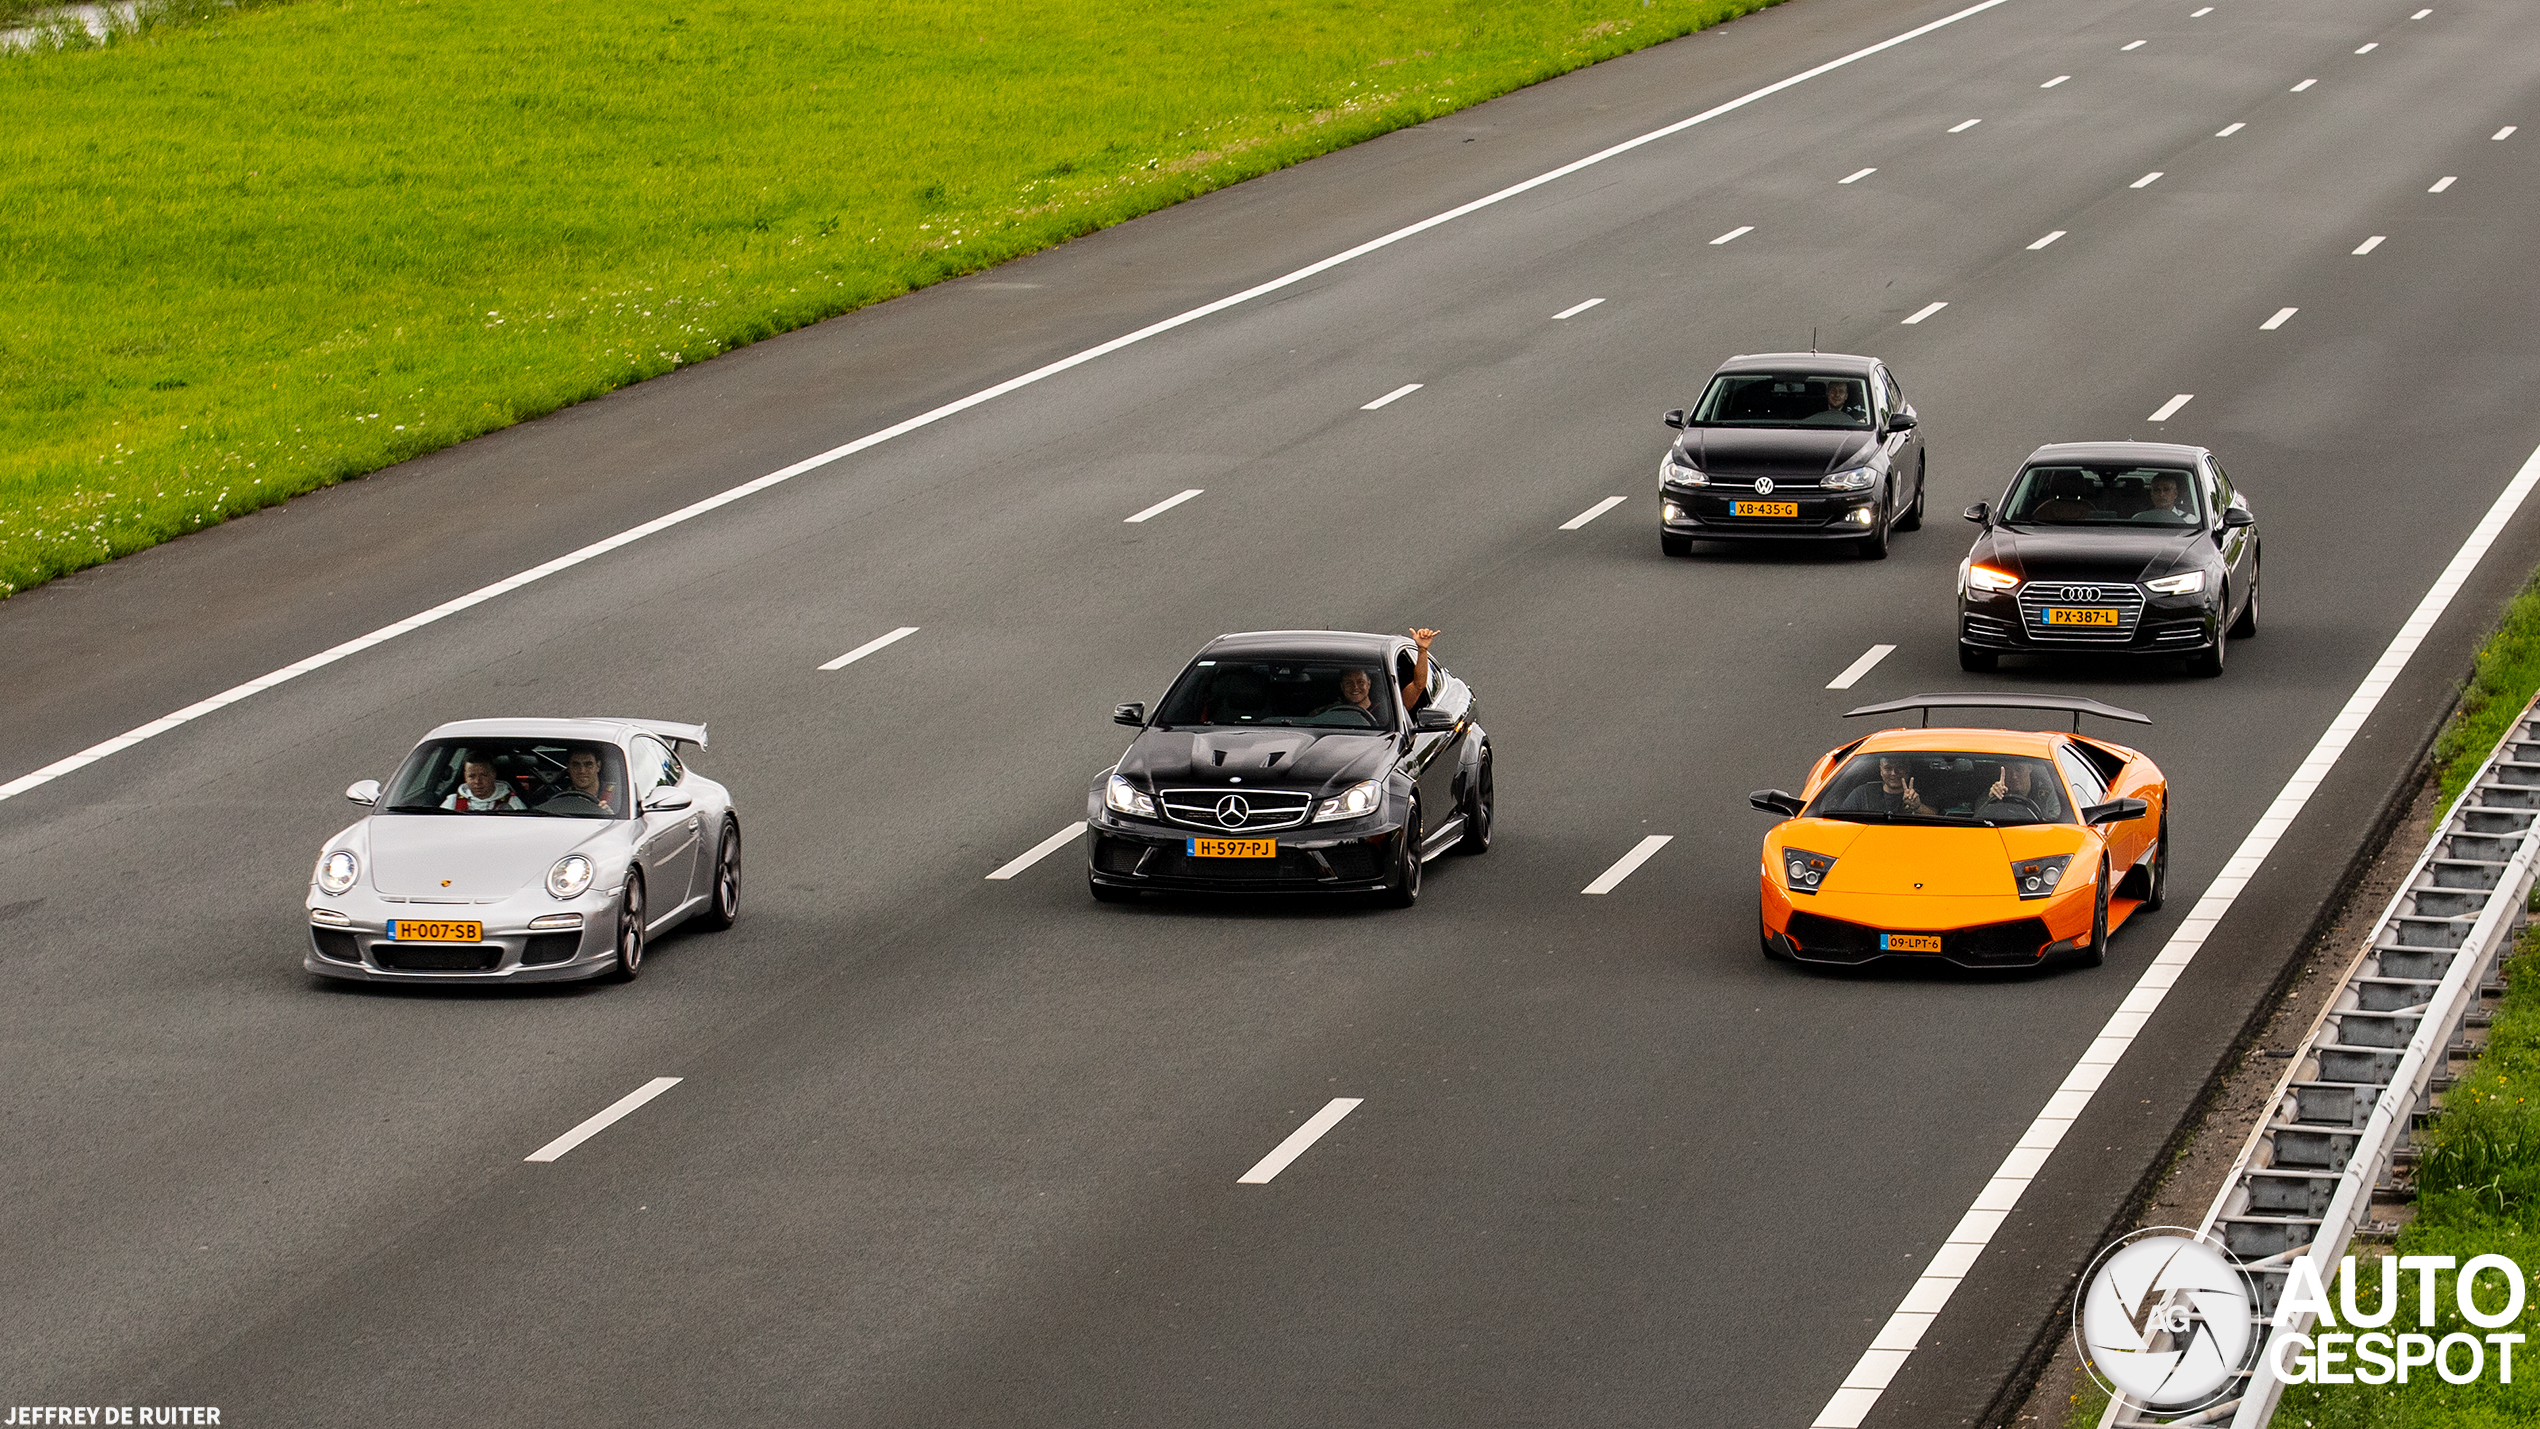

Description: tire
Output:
[1089,876,1136,904]
[1959,642,1998,673]
[610,873,646,982]
[2230,565,2259,639]
[1382,799,1423,908]
[1896,460,1925,532]
[2075,860,2110,968]
[1454,746,1494,855]
[1857,495,1891,560]
[700,819,741,930]
[2143,809,2169,913]
[2188,599,2228,677]
[1660,533,1694,558]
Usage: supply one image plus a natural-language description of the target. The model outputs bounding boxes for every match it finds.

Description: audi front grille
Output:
[2014,582,2147,641]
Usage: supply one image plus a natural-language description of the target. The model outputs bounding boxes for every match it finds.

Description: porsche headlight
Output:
[1662,455,1708,487]
[317,850,359,895]
[1104,775,1156,818]
[2010,854,2074,900]
[547,854,595,900]
[1314,779,1382,822]
[2145,570,2207,595]
[1781,847,1837,894]
[1966,564,2021,593]
[1820,466,1879,491]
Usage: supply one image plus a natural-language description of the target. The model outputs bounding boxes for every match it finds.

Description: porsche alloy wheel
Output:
[1455,748,1494,855]
[702,819,740,931]
[1383,800,1423,908]
[612,875,646,981]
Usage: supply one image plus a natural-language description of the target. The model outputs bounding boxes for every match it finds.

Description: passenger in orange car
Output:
[1839,755,1939,816]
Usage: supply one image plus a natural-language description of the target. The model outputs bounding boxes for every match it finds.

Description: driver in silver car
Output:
[549,748,622,815]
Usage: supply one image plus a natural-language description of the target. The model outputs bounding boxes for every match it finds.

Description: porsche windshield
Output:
[1152,658,1395,730]
[2003,463,2203,527]
[1689,372,1873,429]
[1805,752,2072,826]
[383,739,632,817]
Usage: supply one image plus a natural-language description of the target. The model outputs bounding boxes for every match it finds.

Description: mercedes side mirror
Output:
[1113,702,1146,727]
[2082,797,2149,827]
[643,791,694,813]
[345,778,381,806]
[1413,706,1458,733]
[1663,409,1687,429]
[1886,411,1917,433]
[1749,789,1805,818]
[2220,507,2255,529]
[1963,501,1989,524]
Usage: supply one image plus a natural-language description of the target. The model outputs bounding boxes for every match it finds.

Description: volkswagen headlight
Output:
[1662,455,1708,487]
[2010,854,2073,900]
[547,854,595,900]
[1314,779,1382,823]
[1966,564,2021,593]
[1820,466,1879,491]
[2145,570,2207,595]
[1782,848,1837,894]
[1104,775,1155,818]
[317,850,359,895]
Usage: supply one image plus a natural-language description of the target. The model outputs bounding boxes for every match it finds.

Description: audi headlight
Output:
[317,850,359,895]
[1314,779,1382,823]
[2010,854,2073,900]
[1781,847,1837,894]
[547,854,595,900]
[1966,564,2021,593]
[2145,570,2207,595]
[1820,466,1879,491]
[1662,456,1708,487]
[1104,775,1156,818]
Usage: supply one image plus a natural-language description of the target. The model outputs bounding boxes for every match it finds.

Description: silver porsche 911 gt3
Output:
[304,717,739,984]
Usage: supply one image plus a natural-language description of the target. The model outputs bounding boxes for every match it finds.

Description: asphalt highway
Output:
[4,0,2538,1423]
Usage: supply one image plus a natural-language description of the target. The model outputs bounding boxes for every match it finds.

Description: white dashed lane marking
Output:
[2121,38,2146,50]
[2148,394,2195,422]
[2261,307,2299,331]
[1552,298,1605,320]
[2430,176,2457,192]
[1239,1098,1364,1184]
[1124,489,1205,523]
[2217,122,2246,136]
[1948,119,1981,133]
[1583,835,1674,895]
[1561,496,1630,530]
[2353,235,2387,255]
[1827,645,1897,691]
[1901,302,1949,325]
[2130,172,2163,188]
[2355,41,2378,53]
[2292,78,2318,91]
[986,822,1088,880]
[2040,75,2070,88]
[2027,231,2066,250]
[1361,383,1424,410]
[1840,167,1878,184]
[1712,225,1754,244]
[818,626,919,671]
[2494,126,2517,140]
[526,1078,683,1164]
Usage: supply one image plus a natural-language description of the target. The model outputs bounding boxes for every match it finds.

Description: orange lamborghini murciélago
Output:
[1749,694,2167,969]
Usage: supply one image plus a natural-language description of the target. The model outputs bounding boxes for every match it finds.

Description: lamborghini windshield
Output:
[1805,751,2072,826]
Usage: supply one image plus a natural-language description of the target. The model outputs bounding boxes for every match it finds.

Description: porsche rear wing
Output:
[1841,692,2150,731]
[599,718,709,750]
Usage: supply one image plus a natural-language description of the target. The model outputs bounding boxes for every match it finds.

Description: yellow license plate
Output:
[1880,932,1942,953]
[2043,607,2121,626]
[390,919,484,942]
[1732,500,1800,518]
[1188,837,1276,859]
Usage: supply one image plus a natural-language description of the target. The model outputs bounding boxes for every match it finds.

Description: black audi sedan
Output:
[1086,630,1492,905]
[1658,352,1928,559]
[1956,442,2259,676]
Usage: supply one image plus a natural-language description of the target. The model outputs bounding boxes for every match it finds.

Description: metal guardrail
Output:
[2102,689,2540,1429]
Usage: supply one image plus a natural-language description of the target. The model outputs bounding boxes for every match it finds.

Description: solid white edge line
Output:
[2148,393,2194,422]
[1809,435,2540,1429]
[2429,175,2456,192]
[0,0,2020,810]
[1710,225,1754,244]
[1560,495,1630,530]
[1552,297,1605,319]
[1582,834,1673,894]
[2353,234,2386,255]
[1361,382,1425,410]
[2261,307,2299,330]
[817,625,920,670]
[2027,230,2065,250]
[985,821,1088,880]
[1840,166,1878,183]
[1238,1097,1364,1184]
[1900,301,1949,325]
[1825,644,1897,691]
[1124,488,1205,523]
[525,1076,683,1163]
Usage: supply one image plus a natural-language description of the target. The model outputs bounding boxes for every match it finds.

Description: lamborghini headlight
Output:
[547,854,595,900]
[1782,848,1837,894]
[2010,854,2073,900]
[1314,779,1382,822]
[1104,775,1156,818]
[317,850,359,895]
[2145,570,2207,595]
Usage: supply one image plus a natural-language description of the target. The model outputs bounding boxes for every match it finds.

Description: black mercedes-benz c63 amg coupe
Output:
[1657,351,1928,560]
[1956,441,2259,676]
[1086,630,1492,905]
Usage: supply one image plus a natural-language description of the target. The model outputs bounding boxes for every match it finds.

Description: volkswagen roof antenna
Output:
[1810,326,1818,354]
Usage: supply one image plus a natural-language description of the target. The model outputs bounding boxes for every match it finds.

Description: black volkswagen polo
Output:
[1086,631,1492,905]
[1956,442,2259,676]
[1658,352,1928,559]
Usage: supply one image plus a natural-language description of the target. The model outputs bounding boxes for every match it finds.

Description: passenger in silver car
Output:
[442,756,527,812]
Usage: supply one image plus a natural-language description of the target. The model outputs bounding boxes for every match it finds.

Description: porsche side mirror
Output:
[1749,789,1805,818]
[1886,411,1917,433]
[1113,701,1146,727]
[1963,501,1989,524]
[345,778,381,806]
[2082,797,2149,826]
[1663,409,1687,429]
[2220,507,2255,529]
[1413,706,1457,733]
[643,791,694,813]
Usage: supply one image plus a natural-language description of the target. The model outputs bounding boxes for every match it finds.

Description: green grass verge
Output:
[2433,573,2540,812]
[0,0,1778,598]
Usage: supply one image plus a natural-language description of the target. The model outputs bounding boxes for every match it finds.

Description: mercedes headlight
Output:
[1781,848,1837,894]
[1104,775,1155,818]
[1314,779,1382,822]
[1662,455,1708,487]
[2145,570,2207,595]
[1965,564,2021,593]
[317,850,359,895]
[547,854,595,900]
[2010,854,2073,900]
[1820,466,1879,491]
